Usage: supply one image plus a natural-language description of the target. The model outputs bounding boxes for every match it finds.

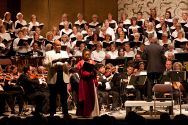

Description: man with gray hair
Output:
[142,38,166,101]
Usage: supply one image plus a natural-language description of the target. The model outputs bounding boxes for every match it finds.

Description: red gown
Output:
[76,60,98,117]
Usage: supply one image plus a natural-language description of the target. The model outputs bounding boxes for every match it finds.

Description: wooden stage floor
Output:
[1,103,188,119]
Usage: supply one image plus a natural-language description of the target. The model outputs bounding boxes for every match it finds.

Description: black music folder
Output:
[165,21,173,27]
[167,71,186,82]
[115,41,127,47]
[130,42,141,48]
[181,22,186,27]
[3,22,13,31]
[89,23,102,29]
[82,61,95,72]
[109,23,116,29]
[59,24,72,30]
[59,25,64,30]
[52,58,69,64]
[87,43,95,50]
[103,42,113,48]
[75,23,85,29]
[44,40,53,46]
[76,41,86,47]
[174,40,188,48]
[61,31,72,37]
[61,45,67,51]
[175,52,188,61]
[17,38,32,46]
[70,37,76,42]
[105,57,133,66]
[31,23,44,31]
[15,23,28,29]
[85,36,92,42]
[123,24,131,29]
[137,20,143,27]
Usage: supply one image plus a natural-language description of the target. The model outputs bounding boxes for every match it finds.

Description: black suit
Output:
[17,73,49,114]
[70,73,79,107]
[109,72,122,109]
[142,43,165,100]
[97,73,109,110]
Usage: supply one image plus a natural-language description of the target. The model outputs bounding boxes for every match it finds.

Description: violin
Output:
[29,73,38,79]
[4,73,12,81]
[29,73,47,80]
[0,73,6,80]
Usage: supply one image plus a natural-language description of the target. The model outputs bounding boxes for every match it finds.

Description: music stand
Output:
[129,75,138,86]
[167,70,186,114]
[167,71,186,82]
[129,71,147,86]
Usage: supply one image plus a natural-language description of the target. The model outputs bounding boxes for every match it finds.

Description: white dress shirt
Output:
[91,50,106,62]
[107,50,118,59]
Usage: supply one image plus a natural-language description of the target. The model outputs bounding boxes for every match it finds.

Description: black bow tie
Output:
[56,51,60,53]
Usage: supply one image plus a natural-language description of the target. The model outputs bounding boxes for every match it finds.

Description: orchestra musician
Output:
[28,41,44,57]
[172,62,187,98]
[17,65,49,115]
[96,63,110,111]
[2,12,14,33]
[0,66,6,116]
[3,65,24,115]
[76,49,99,117]
[43,40,71,118]
[69,68,79,109]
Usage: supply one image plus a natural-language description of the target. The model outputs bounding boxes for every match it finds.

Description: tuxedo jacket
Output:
[43,50,70,84]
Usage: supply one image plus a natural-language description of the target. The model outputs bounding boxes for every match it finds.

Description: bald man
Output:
[43,40,71,118]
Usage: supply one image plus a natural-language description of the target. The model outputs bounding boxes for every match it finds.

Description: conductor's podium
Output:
[125,100,173,115]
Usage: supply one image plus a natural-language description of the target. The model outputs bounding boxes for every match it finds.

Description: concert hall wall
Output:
[20,0,118,35]
[118,0,188,20]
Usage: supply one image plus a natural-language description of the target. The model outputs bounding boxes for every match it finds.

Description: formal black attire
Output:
[97,72,109,111]
[17,73,49,114]
[142,43,165,101]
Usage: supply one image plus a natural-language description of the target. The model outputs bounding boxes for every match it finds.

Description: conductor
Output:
[142,38,166,101]
[43,40,71,118]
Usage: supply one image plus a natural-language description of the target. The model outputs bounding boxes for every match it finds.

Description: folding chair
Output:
[152,84,174,115]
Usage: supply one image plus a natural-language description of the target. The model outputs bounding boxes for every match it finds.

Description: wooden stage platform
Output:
[1,101,188,120]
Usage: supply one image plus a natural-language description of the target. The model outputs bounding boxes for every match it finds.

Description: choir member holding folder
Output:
[13,29,31,54]
[76,49,99,117]
[59,13,72,30]
[15,12,27,30]
[3,12,14,33]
